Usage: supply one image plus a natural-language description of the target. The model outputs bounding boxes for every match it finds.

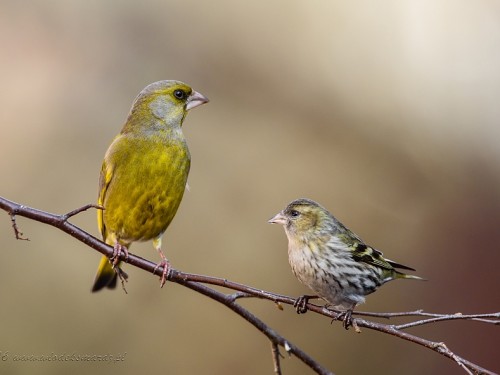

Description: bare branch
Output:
[271,341,283,375]
[62,203,104,220]
[353,309,500,325]
[1,196,497,375]
[0,196,333,374]
[351,317,496,375]
[394,313,500,330]
[175,278,334,375]
[10,213,29,240]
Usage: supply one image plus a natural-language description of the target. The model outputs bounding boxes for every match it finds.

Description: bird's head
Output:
[124,80,209,133]
[268,198,332,238]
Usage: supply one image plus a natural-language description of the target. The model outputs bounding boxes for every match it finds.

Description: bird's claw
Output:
[293,295,317,314]
[110,243,129,267]
[115,266,129,293]
[338,309,354,330]
[154,259,170,288]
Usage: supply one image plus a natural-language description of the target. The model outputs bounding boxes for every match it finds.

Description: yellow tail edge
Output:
[91,255,118,292]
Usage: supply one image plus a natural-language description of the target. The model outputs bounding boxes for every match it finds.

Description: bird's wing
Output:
[351,243,396,270]
[351,243,416,271]
[97,157,113,240]
[384,258,417,271]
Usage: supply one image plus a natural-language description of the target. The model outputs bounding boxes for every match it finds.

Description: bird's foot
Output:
[338,309,355,330]
[293,295,318,314]
[153,259,171,288]
[115,266,129,294]
[110,243,129,267]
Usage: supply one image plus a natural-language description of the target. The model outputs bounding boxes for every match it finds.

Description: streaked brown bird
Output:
[269,198,424,328]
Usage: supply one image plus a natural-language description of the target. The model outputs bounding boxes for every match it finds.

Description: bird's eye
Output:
[290,210,300,218]
[173,89,186,100]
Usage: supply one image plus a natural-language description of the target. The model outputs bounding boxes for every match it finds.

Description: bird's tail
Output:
[395,271,427,281]
[91,256,118,292]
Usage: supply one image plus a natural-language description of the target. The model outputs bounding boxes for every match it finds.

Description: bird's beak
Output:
[186,90,209,111]
[268,212,287,225]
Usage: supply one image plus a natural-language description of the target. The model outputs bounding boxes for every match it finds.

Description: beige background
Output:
[0,1,499,374]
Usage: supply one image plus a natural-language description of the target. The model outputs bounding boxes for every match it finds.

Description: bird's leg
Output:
[293,295,319,314]
[110,243,129,267]
[152,237,170,288]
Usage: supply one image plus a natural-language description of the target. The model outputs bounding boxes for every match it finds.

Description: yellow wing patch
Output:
[97,158,113,240]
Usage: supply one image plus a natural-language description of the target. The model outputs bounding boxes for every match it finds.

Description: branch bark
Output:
[1,196,498,375]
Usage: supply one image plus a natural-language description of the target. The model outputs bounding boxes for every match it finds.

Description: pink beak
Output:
[186,90,209,111]
[268,212,287,225]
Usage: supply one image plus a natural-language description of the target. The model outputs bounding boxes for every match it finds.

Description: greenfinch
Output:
[92,80,208,292]
[269,198,423,328]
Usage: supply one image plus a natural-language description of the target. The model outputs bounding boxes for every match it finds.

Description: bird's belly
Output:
[104,148,190,242]
[289,244,382,309]
[119,187,184,241]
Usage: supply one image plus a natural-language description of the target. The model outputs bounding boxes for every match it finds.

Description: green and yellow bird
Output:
[92,80,208,292]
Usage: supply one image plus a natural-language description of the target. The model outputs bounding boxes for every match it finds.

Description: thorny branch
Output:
[0,196,498,375]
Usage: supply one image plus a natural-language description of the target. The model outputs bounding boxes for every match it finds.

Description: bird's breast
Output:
[103,135,190,242]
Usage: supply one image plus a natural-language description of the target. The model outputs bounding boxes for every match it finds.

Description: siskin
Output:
[92,80,208,292]
[269,198,424,328]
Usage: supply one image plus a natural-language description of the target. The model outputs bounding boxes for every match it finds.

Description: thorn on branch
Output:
[352,319,361,333]
[10,213,29,241]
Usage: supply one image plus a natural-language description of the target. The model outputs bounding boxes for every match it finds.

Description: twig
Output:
[0,196,497,375]
[271,341,283,375]
[227,291,254,302]
[175,278,334,375]
[0,197,333,374]
[62,203,104,220]
[394,313,500,330]
[353,310,500,325]
[9,212,29,241]
[435,342,474,375]
[351,317,496,375]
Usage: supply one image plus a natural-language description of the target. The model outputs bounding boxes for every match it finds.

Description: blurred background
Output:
[1,1,499,374]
